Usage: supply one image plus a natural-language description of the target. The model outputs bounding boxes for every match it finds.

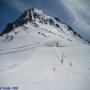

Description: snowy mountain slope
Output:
[0,8,88,50]
[0,8,90,90]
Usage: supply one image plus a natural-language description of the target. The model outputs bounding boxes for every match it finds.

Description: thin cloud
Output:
[5,0,29,12]
[61,0,90,40]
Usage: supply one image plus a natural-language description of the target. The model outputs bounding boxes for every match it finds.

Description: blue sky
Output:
[0,0,90,41]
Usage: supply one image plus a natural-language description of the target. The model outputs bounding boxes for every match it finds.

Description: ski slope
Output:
[0,44,90,90]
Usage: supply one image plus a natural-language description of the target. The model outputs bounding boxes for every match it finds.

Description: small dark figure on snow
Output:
[53,67,56,72]
[0,48,3,51]
[56,43,59,48]
[70,61,72,67]
[61,52,64,64]
[61,59,63,64]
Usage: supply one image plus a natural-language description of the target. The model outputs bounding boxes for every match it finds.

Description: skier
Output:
[61,52,63,64]
[53,67,56,72]
[56,43,59,48]
[70,61,72,67]
[61,59,63,64]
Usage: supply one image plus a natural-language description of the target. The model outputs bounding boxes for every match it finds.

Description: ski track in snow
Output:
[0,44,38,55]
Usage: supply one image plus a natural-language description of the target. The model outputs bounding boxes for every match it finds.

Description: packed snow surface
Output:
[0,45,90,90]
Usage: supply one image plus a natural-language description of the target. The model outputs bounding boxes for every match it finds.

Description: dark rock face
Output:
[0,34,3,36]
[54,17,61,22]
[67,25,83,39]
[2,9,34,34]
[2,23,13,34]
[48,18,55,26]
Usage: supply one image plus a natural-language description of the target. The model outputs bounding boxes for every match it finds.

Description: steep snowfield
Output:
[0,22,87,50]
[0,8,90,90]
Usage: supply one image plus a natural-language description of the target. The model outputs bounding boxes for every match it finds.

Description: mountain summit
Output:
[2,8,62,34]
[0,8,88,50]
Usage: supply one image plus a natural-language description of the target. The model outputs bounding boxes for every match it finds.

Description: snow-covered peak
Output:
[30,8,47,15]
[0,8,89,49]
[22,8,47,20]
[2,8,60,34]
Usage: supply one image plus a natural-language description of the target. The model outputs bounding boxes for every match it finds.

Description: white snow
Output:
[0,9,90,90]
[0,44,90,90]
